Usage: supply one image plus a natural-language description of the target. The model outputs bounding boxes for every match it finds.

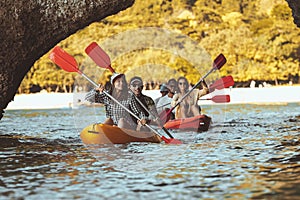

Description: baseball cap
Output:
[160,84,169,92]
[130,76,143,86]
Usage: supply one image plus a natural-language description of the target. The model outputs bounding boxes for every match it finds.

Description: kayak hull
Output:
[80,123,162,144]
[164,114,211,132]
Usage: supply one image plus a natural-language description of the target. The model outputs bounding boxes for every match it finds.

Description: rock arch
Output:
[0,0,134,119]
[286,0,300,28]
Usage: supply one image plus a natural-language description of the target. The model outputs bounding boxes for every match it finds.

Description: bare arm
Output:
[85,85,106,103]
[171,93,180,107]
[198,80,209,98]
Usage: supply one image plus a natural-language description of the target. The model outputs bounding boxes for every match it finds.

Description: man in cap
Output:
[154,84,169,105]
[129,76,159,130]
[155,79,178,122]
[85,73,148,130]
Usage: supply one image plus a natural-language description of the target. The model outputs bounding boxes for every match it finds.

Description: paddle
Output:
[199,95,230,103]
[209,75,234,92]
[161,54,227,122]
[156,76,234,109]
[85,42,115,73]
[157,94,231,109]
[129,91,176,138]
[85,42,178,139]
[49,46,181,144]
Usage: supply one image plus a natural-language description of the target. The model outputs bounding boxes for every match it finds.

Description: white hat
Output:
[110,73,124,84]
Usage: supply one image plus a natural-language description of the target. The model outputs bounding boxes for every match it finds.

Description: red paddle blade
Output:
[209,76,235,92]
[211,95,230,103]
[158,108,173,124]
[159,108,174,124]
[49,46,80,73]
[161,136,182,144]
[85,42,115,73]
[213,53,227,70]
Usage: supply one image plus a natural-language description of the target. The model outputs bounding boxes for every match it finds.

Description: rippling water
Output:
[1,103,300,199]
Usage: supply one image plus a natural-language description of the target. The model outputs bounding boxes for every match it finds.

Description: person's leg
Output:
[136,123,142,131]
[179,105,188,118]
[190,105,200,117]
[103,118,114,125]
[136,123,150,132]
[118,118,136,130]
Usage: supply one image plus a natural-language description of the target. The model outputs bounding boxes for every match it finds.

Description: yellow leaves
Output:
[221,12,243,27]
[270,3,292,21]
[18,0,300,93]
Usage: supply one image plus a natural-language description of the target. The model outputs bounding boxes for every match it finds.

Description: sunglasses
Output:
[131,83,143,88]
[178,82,187,85]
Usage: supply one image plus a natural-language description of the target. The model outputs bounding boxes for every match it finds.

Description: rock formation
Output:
[0,0,134,119]
[286,0,300,28]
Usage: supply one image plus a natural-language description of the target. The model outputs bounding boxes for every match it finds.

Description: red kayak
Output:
[163,114,211,132]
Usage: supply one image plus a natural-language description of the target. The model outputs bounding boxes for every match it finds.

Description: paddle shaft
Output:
[157,102,171,109]
[49,45,181,143]
[157,76,234,109]
[84,74,175,141]
[80,72,166,138]
[85,42,176,139]
[169,67,215,113]
[130,92,174,138]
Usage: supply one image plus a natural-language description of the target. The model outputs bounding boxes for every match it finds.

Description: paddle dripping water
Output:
[0,103,300,199]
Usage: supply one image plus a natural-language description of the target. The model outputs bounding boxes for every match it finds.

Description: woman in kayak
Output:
[85,73,148,130]
[171,76,209,119]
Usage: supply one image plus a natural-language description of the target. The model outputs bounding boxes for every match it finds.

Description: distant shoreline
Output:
[5,86,300,110]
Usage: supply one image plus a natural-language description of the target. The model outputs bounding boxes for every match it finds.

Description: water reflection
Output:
[0,104,299,199]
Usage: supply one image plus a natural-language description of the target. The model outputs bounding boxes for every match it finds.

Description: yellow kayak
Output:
[80,123,162,144]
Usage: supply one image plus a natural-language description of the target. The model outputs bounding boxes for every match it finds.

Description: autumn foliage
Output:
[19,0,300,93]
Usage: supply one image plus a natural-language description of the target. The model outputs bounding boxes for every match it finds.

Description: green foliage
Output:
[19,0,300,93]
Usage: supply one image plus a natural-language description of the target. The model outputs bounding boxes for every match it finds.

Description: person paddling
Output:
[154,84,169,105]
[167,78,178,97]
[171,76,209,119]
[155,78,178,122]
[129,76,159,131]
[85,73,148,130]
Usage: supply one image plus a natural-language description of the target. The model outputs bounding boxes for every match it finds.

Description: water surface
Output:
[1,103,300,199]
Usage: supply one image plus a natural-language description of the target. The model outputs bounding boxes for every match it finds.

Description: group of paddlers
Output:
[49,42,231,144]
[85,73,209,131]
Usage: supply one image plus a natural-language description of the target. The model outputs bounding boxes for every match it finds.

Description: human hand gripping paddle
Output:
[161,54,228,122]
[156,75,234,109]
[86,42,232,122]
[49,46,181,144]
[85,42,179,141]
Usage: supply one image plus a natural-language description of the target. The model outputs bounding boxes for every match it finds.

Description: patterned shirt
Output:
[85,89,146,126]
[85,89,112,118]
[136,93,158,121]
